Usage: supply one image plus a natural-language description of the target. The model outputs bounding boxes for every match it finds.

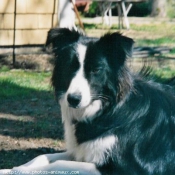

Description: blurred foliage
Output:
[83,1,150,17]
[84,2,100,17]
[84,0,175,18]
[128,1,151,17]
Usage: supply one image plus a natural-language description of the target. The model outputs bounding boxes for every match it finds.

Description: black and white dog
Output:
[1,28,175,175]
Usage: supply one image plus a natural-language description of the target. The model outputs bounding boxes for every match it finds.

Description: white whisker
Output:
[90,94,111,102]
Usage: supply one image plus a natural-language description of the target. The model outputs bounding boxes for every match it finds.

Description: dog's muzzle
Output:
[67,93,82,108]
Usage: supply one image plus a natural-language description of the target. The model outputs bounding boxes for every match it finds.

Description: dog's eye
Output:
[91,68,102,74]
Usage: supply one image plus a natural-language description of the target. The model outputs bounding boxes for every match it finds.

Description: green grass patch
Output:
[0,70,52,100]
[130,24,162,32]
[153,67,175,81]
[0,65,10,72]
[132,24,159,32]
[130,23,175,33]
[110,23,175,34]
[0,70,51,90]
[136,37,175,47]
[84,23,110,30]
[84,23,97,29]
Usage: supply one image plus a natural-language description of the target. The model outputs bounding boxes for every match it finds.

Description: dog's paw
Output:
[0,169,12,175]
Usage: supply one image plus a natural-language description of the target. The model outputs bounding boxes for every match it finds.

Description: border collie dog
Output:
[44,29,175,175]
[46,28,175,175]
[2,28,175,175]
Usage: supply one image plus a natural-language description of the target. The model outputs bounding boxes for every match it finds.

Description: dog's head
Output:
[46,28,134,109]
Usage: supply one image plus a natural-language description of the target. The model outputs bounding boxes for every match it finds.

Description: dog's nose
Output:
[67,93,82,108]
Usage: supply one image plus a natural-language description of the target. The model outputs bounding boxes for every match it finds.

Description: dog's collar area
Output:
[71,106,118,144]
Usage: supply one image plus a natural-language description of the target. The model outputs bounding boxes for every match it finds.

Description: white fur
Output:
[63,113,116,166]
[66,44,91,108]
[60,98,102,121]
[73,135,116,165]
[59,98,104,156]
[59,98,116,166]
[58,43,117,166]
[12,153,71,170]
[0,154,101,175]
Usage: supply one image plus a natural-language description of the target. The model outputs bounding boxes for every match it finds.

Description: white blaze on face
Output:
[66,44,91,108]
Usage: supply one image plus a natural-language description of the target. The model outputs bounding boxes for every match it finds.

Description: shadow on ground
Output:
[0,80,64,168]
[0,81,64,140]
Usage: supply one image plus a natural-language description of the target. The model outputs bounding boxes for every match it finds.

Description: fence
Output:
[0,0,58,46]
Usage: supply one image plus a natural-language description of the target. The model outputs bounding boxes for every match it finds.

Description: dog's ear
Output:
[98,32,134,63]
[98,33,134,101]
[119,34,134,58]
[45,28,80,53]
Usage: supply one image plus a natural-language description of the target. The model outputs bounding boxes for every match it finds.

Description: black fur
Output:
[47,28,175,175]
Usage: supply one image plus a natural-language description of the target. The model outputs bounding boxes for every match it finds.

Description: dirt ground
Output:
[0,53,66,169]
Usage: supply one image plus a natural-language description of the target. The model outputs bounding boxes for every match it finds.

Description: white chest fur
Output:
[59,99,117,166]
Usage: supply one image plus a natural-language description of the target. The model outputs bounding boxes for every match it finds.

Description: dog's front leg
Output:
[12,161,100,175]
[13,151,72,170]
[0,151,73,174]
[0,160,101,175]
[32,160,101,175]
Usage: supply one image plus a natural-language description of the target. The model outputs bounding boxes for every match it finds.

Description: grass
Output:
[0,70,51,89]
[153,67,175,80]
[0,70,52,100]
[131,23,175,47]
[130,23,175,32]
[136,37,175,47]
